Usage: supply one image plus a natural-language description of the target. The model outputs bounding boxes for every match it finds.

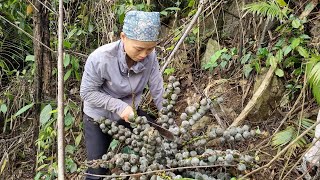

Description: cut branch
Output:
[230,65,277,127]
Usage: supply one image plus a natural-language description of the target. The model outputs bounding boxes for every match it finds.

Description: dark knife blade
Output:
[147,120,175,141]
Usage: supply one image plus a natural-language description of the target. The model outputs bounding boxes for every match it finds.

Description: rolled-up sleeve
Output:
[80,54,128,115]
[148,55,164,111]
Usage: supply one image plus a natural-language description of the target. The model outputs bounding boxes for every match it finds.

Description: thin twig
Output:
[0,15,54,53]
[160,0,206,73]
[230,64,277,127]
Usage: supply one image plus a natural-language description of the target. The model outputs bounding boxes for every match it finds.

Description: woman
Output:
[80,11,164,179]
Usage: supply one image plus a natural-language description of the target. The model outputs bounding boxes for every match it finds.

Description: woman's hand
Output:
[120,106,134,122]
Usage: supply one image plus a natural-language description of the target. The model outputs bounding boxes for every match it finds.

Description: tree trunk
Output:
[32,0,52,174]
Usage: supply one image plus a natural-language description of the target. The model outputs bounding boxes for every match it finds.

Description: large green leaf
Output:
[14,103,34,117]
[272,126,295,147]
[40,104,52,125]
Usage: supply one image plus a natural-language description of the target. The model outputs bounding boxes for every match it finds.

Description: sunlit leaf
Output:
[14,103,34,117]
[40,104,52,126]
[283,46,292,56]
[292,19,301,28]
[290,38,300,49]
[276,0,287,7]
[272,126,295,147]
[296,46,309,58]
[275,68,284,77]
[25,55,34,62]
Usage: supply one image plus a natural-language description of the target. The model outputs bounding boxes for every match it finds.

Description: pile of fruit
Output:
[93,76,259,180]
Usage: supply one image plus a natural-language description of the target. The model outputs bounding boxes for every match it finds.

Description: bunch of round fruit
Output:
[208,124,257,144]
[91,76,260,179]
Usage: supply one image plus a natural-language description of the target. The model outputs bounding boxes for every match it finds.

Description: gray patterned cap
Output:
[122,10,160,42]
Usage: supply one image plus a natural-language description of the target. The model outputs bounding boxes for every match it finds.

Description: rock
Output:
[201,38,221,67]
[248,68,285,121]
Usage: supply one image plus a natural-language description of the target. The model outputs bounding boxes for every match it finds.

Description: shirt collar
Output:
[117,40,147,74]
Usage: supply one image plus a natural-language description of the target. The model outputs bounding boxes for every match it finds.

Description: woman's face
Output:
[120,32,157,62]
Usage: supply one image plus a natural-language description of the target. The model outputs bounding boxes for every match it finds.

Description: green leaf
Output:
[275,38,285,49]
[25,55,34,62]
[64,69,73,81]
[240,53,251,64]
[296,46,309,58]
[0,155,7,174]
[122,146,134,154]
[64,113,75,127]
[109,139,119,150]
[300,34,311,39]
[75,132,82,147]
[34,172,42,180]
[211,48,228,63]
[276,0,287,7]
[65,144,75,154]
[166,45,174,51]
[160,11,168,16]
[36,164,48,171]
[164,7,181,11]
[0,104,7,114]
[221,53,232,61]
[276,49,283,62]
[243,64,253,78]
[312,83,320,104]
[63,40,71,49]
[283,46,292,56]
[230,47,238,55]
[257,48,269,57]
[269,56,277,68]
[275,68,284,77]
[220,61,228,69]
[188,0,195,7]
[40,104,52,125]
[272,126,295,147]
[292,19,301,28]
[290,38,300,49]
[63,53,70,67]
[88,24,94,33]
[187,9,197,17]
[164,68,175,76]
[67,28,77,39]
[14,103,34,117]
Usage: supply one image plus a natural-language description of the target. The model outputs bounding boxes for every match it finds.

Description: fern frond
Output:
[306,54,320,104]
[300,118,316,136]
[243,0,286,21]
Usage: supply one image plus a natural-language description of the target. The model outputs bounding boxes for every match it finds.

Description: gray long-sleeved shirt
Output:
[80,40,164,120]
